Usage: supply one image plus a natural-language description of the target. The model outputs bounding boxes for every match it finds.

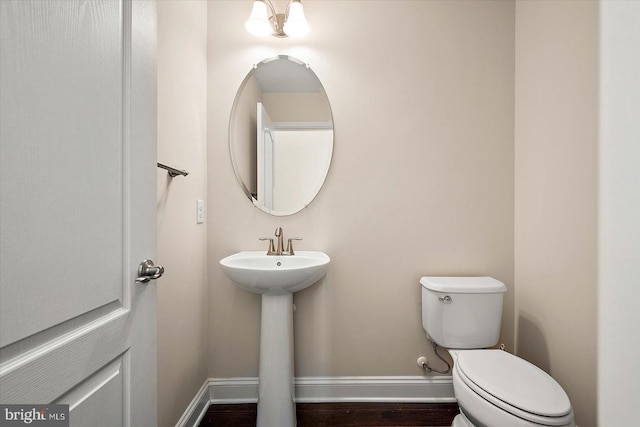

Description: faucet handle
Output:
[259,237,277,255]
[285,237,303,255]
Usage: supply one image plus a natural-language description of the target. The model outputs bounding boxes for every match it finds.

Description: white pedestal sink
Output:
[219,251,330,427]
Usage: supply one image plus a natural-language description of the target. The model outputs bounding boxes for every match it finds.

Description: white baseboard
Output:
[176,376,455,427]
[209,377,259,403]
[174,380,210,427]
[295,376,455,403]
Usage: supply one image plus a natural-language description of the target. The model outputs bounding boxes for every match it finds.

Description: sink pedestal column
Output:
[257,293,296,427]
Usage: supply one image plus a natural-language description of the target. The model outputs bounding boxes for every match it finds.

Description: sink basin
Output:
[219,251,330,294]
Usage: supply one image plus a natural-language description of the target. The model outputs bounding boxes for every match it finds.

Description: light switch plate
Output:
[197,200,205,224]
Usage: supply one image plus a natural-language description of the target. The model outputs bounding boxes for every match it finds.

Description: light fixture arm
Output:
[264,0,287,38]
[246,0,309,38]
[262,0,278,18]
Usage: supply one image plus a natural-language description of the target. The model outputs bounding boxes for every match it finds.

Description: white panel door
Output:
[0,1,158,426]
[257,103,275,211]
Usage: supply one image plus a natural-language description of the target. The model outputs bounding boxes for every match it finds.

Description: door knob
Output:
[136,259,164,283]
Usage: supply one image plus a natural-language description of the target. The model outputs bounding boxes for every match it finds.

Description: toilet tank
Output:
[420,277,506,349]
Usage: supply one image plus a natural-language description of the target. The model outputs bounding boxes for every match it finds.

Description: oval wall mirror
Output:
[229,55,334,216]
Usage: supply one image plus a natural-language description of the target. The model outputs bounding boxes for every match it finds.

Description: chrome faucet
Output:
[274,227,284,255]
[259,227,302,255]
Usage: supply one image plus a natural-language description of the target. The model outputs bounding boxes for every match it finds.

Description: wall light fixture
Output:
[245,0,309,38]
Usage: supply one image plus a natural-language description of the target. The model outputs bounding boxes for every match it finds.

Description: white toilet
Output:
[420,276,575,427]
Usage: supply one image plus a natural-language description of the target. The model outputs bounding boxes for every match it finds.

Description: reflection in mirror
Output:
[229,55,333,216]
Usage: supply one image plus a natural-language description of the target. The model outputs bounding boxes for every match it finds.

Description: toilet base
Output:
[452,411,475,426]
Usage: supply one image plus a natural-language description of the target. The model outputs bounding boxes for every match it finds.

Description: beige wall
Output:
[514,1,598,426]
[157,2,208,426]
[208,0,515,378]
[263,92,333,122]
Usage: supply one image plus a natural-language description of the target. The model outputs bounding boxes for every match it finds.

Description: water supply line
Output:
[420,342,451,375]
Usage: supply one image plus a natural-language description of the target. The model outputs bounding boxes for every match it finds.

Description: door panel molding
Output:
[56,356,124,409]
[0,309,129,403]
[0,300,123,363]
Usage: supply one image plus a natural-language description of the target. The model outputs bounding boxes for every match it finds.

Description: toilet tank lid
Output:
[420,276,506,293]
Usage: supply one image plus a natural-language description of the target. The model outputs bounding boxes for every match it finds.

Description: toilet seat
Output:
[455,350,574,426]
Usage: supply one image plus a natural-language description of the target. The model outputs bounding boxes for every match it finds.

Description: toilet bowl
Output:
[420,277,575,427]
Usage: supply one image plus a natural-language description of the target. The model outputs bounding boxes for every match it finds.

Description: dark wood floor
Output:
[198,402,459,426]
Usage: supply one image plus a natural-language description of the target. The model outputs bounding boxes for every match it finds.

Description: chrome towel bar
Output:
[157,162,188,177]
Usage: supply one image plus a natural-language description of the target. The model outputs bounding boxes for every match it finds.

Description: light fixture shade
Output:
[283,1,309,37]
[245,1,272,37]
